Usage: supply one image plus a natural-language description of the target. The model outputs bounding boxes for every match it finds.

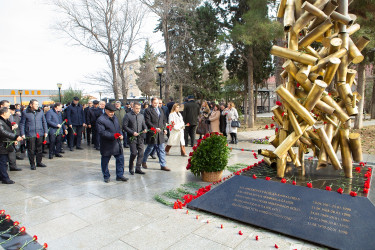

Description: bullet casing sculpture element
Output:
[271,46,318,65]
[349,133,363,162]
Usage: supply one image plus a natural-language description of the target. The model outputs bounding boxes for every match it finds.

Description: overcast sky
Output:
[0,0,164,96]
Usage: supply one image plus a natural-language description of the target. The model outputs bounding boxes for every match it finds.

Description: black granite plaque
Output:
[188,171,375,250]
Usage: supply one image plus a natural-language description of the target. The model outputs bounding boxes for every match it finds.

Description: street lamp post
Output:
[99,92,102,101]
[18,90,23,107]
[57,83,63,103]
[156,66,164,99]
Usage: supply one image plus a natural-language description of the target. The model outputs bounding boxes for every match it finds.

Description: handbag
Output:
[231,120,241,128]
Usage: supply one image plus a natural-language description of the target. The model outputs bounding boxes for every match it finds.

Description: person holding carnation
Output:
[96,103,128,183]
[165,103,188,157]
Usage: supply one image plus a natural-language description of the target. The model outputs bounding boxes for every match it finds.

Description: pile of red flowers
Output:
[173,185,212,209]
[150,127,157,134]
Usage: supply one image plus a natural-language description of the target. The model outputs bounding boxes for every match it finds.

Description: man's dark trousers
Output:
[69,125,83,149]
[129,141,144,170]
[184,125,197,147]
[49,134,62,156]
[0,154,10,182]
[27,137,43,165]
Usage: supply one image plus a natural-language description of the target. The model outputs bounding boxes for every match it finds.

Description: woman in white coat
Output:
[165,103,188,156]
[222,102,239,144]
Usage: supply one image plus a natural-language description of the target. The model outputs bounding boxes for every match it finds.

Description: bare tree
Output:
[54,0,146,100]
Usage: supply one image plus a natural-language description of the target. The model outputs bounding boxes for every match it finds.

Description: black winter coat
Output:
[182,100,200,125]
[66,103,85,126]
[20,107,48,137]
[0,117,18,154]
[96,113,123,157]
[144,107,167,145]
[88,108,104,126]
[122,111,147,144]
[46,109,66,135]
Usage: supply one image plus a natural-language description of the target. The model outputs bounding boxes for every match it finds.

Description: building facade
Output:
[123,59,143,99]
[0,89,59,106]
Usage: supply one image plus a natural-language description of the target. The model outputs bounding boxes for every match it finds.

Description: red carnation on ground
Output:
[275,244,279,249]
[355,167,361,173]
[20,226,26,233]
[114,133,122,139]
[270,123,275,128]
[363,188,369,194]
[33,235,38,241]
[241,149,244,151]
[337,188,343,194]
[266,177,271,181]
[43,140,47,145]
[292,180,296,185]
[252,174,257,179]
[364,182,370,189]
[5,215,10,220]
[238,231,243,235]
[325,186,332,191]
[281,178,287,183]
[307,182,313,188]
[36,133,40,139]
[275,128,279,133]
[221,224,223,229]
[256,235,259,241]
[350,191,357,197]
[43,243,48,249]
[276,101,282,106]
[0,210,5,215]
[13,221,19,226]
[265,125,269,129]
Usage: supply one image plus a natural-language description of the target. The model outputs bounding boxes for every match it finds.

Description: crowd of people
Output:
[0,95,239,184]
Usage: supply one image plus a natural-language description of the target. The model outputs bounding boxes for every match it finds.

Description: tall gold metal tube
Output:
[315,100,335,115]
[289,147,301,167]
[346,69,357,87]
[269,134,280,148]
[311,48,347,71]
[288,31,299,51]
[277,129,288,178]
[296,65,312,83]
[336,0,349,32]
[284,0,296,31]
[295,0,303,19]
[308,0,338,31]
[271,46,319,65]
[288,108,303,136]
[337,32,349,82]
[274,124,310,159]
[330,11,353,26]
[298,19,333,49]
[302,1,327,19]
[306,46,322,59]
[317,127,342,170]
[321,95,350,122]
[303,80,328,111]
[277,0,288,18]
[348,38,364,64]
[337,81,357,116]
[349,133,363,162]
[272,105,284,126]
[328,37,342,55]
[339,128,353,178]
[332,132,340,153]
[291,0,329,34]
[323,57,341,86]
[298,144,306,176]
[276,85,316,125]
[258,149,278,159]
[355,36,370,51]
[347,23,360,35]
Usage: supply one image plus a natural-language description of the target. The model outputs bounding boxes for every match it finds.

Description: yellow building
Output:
[0,89,58,106]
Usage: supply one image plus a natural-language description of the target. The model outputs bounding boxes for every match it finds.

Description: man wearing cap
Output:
[114,101,128,148]
[65,97,86,151]
[142,97,170,171]
[84,101,93,145]
[183,95,200,147]
[96,103,128,183]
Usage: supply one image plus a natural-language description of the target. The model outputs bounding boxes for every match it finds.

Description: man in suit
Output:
[97,103,128,183]
[20,99,49,170]
[123,102,147,175]
[142,97,170,171]
[0,107,23,184]
[84,101,93,145]
[183,95,200,147]
[65,97,86,151]
[46,102,67,159]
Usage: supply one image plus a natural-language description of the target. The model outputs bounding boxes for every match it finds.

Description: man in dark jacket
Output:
[0,107,23,184]
[220,104,227,137]
[84,101,93,145]
[142,97,170,171]
[46,103,67,159]
[65,97,86,151]
[183,95,200,147]
[20,99,48,170]
[97,103,128,183]
[88,100,103,150]
[166,97,175,114]
[114,101,129,148]
[123,102,147,175]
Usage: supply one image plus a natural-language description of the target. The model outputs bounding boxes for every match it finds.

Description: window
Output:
[11,90,15,95]
[129,65,133,70]
[25,90,29,95]
[37,90,41,95]
[130,92,134,97]
[31,91,35,95]
[129,75,133,80]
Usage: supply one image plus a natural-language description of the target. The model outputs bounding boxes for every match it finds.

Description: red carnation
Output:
[221,224,223,229]
[350,191,357,197]
[215,132,220,135]
[296,83,301,87]
[13,221,19,226]
[307,182,313,188]
[74,133,77,136]
[266,177,271,181]
[205,133,210,138]
[275,128,279,133]
[65,119,68,123]
[363,188,369,194]
[0,210,5,215]
[5,215,10,220]
[239,231,243,235]
[189,152,193,156]
[355,167,361,173]
[275,244,279,249]
[265,125,269,129]
[325,186,332,191]
[276,101,282,106]
[36,133,40,139]
[281,178,287,183]
[114,133,122,139]
[11,122,16,125]
[192,145,197,151]
[256,235,259,241]
[364,182,370,189]
[33,235,38,241]
[337,188,343,194]
[272,116,274,121]
[252,174,257,179]
[43,140,47,145]
[186,163,191,170]
[43,243,48,249]
[282,112,285,117]
[270,123,275,128]
[20,226,26,233]
[292,180,296,185]
[241,149,244,151]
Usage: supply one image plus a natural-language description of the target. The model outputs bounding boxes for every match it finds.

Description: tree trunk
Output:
[254,83,258,120]
[243,92,248,126]
[354,63,365,129]
[109,54,119,100]
[162,18,171,100]
[371,71,375,119]
[247,47,255,128]
[179,82,183,104]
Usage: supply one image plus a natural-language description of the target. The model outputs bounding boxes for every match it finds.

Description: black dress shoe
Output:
[135,169,146,175]
[142,162,148,169]
[42,151,48,154]
[49,155,53,159]
[95,148,100,151]
[116,176,129,182]
[60,150,65,154]
[9,167,22,171]
[104,178,110,183]
[30,165,36,170]
[70,148,74,151]
[124,145,129,148]
[2,179,15,184]
[129,168,134,175]
[55,153,63,157]
[76,147,83,150]
[37,163,47,168]
[16,156,24,160]
[151,155,157,159]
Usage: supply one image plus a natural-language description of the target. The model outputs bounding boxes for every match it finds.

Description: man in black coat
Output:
[46,103,67,159]
[220,103,227,137]
[0,107,23,184]
[87,100,102,150]
[166,97,175,114]
[123,102,147,175]
[20,99,49,170]
[84,101,93,145]
[182,95,200,147]
[141,97,170,171]
[65,97,86,151]
[97,103,128,183]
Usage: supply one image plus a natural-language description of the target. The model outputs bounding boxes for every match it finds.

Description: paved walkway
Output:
[1,119,374,249]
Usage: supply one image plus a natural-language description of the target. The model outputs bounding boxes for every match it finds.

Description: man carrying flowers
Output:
[96,103,128,183]
[46,102,67,159]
